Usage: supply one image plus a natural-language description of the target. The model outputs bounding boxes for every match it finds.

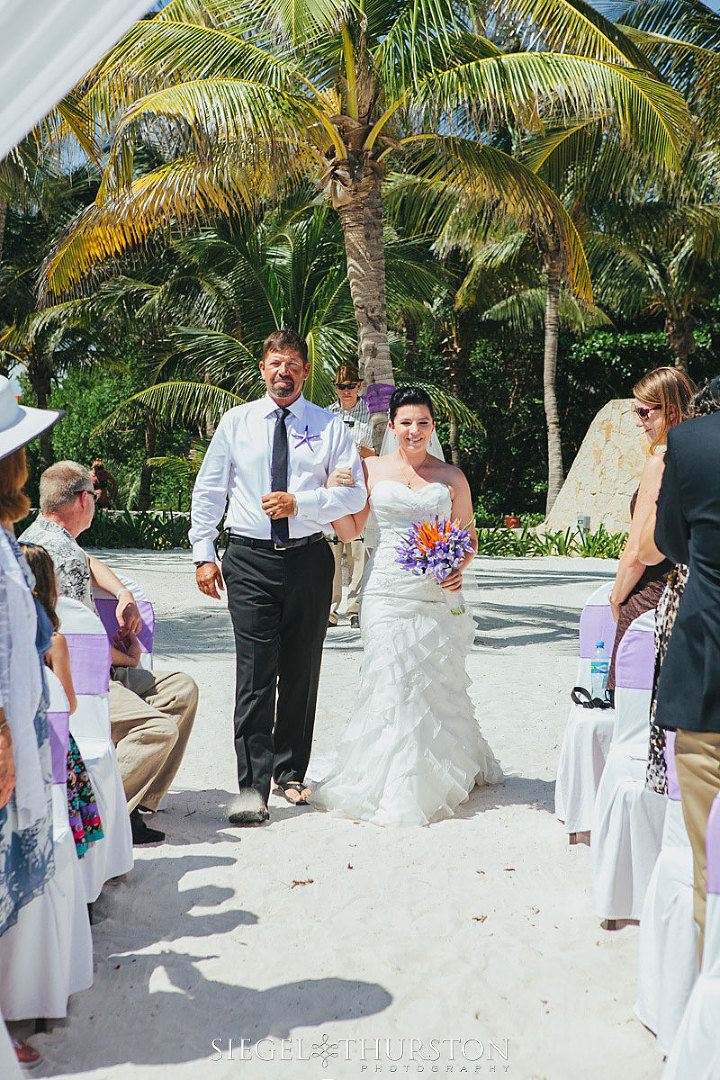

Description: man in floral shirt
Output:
[21,461,197,845]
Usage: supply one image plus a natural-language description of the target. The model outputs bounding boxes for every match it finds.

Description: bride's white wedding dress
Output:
[311,480,503,826]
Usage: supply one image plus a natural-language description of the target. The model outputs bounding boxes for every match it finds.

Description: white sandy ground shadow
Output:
[28,553,664,1080]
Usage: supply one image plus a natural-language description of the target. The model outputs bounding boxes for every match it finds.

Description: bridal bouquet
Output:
[395,516,474,585]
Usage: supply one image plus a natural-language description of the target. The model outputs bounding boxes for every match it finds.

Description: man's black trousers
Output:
[222,537,334,803]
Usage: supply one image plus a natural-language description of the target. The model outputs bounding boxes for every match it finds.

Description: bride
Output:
[311,386,503,826]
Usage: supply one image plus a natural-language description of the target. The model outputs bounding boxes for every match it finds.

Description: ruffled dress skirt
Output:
[312,544,503,826]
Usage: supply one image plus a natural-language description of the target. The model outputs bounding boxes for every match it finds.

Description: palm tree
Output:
[38,0,689,451]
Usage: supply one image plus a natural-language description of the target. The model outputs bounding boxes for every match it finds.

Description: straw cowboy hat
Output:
[0,375,64,461]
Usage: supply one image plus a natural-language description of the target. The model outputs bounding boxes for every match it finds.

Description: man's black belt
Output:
[229,532,324,552]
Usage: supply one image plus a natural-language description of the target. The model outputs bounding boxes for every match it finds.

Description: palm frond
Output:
[411,51,689,170]
[401,136,593,303]
[481,286,612,333]
[93,379,245,434]
[505,0,658,70]
[40,153,278,298]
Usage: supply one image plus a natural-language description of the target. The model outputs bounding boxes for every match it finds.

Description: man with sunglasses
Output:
[21,461,198,845]
[327,364,375,629]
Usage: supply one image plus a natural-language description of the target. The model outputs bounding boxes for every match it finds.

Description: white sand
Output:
[34,553,662,1080]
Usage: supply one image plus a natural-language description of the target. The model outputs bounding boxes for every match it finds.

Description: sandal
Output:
[273,780,311,805]
[13,1038,42,1070]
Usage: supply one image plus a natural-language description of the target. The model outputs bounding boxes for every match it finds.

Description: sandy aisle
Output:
[34,552,661,1080]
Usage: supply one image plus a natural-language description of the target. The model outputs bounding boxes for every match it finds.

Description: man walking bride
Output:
[190,331,367,825]
[311,386,503,826]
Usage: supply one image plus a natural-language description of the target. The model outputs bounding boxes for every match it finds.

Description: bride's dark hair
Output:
[389,386,434,421]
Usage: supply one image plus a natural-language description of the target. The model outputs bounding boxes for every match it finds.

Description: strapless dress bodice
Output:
[363,480,456,603]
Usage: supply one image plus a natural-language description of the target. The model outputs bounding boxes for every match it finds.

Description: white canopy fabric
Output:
[0,0,155,161]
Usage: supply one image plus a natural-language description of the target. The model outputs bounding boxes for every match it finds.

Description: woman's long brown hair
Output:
[633,367,698,454]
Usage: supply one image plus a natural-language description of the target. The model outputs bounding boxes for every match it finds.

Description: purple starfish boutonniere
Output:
[293,426,322,451]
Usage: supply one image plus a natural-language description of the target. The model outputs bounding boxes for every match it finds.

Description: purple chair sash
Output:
[364,383,395,414]
[579,603,617,660]
[47,710,69,784]
[664,731,681,801]
[706,794,720,897]
[615,625,655,691]
[64,633,111,695]
[94,598,154,655]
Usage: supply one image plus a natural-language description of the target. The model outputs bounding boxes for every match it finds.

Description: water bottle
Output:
[590,641,610,702]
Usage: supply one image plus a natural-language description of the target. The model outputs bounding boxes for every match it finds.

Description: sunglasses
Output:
[335,383,360,391]
[635,405,660,420]
[76,487,100,502]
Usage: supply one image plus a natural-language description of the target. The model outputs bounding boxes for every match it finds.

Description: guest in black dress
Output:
[607,366,697,692]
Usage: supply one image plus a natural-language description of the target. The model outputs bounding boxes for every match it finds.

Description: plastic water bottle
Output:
[590,641,610,701]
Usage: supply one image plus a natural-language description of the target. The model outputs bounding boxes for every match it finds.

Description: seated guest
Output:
[607,366,696,692]
[22,543,104,859]
[641,375,720,963]
[21,461,198,845]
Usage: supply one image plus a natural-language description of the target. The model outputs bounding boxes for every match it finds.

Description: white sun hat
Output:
[0,375,64,462]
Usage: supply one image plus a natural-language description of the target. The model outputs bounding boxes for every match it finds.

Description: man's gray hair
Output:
[39,461,93,514]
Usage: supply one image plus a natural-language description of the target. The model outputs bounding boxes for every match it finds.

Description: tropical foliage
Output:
[4,0,720,526]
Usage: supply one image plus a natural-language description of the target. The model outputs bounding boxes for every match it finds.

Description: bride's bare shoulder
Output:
[429,459,467,487]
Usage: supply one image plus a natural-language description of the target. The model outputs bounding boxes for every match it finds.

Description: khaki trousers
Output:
[109,667,198,813]
[675,728,720,964]
[329,538,367,621]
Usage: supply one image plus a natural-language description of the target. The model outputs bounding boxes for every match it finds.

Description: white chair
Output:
[0,672,92,1020]
[57,597,133,901]
[93,575,155,672]
[664,791,720,1080]
[635,731,698,1055]
[0,1014,22,1080]
[555,581,617,839]
[592,609,667,922]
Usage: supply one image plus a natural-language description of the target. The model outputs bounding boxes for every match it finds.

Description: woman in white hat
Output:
[0,375,63,1068]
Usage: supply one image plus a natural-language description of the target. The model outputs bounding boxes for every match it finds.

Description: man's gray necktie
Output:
[271,407,290,545]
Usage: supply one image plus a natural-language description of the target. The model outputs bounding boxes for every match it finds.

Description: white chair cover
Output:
[0,672,92,1019]
[93,574,155,671]
[591,609,667,921]
[555,581,616,833]
[635,732,698,1055]
[664,792,720,1080]
[57,597,133,901]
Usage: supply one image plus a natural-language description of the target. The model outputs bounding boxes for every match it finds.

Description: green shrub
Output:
[58,509,193,550]
[474,522,627,559]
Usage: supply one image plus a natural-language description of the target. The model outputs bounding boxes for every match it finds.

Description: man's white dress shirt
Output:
[190,393,367,564]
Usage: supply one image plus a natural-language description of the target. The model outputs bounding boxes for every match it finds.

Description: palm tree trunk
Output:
[665,313,696,369]
[448,414,460,467]
[138,415,156,511]
[543,257,564,515]
[0,198,6,266]
[27,352,53,469]
[337,170,394,453]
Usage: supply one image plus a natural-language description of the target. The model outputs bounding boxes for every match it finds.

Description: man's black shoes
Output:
[228,789,269,826]
[130,808,166,845]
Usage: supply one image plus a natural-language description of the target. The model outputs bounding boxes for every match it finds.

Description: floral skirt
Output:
[67,734,104,857]
[646,564,689,795]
